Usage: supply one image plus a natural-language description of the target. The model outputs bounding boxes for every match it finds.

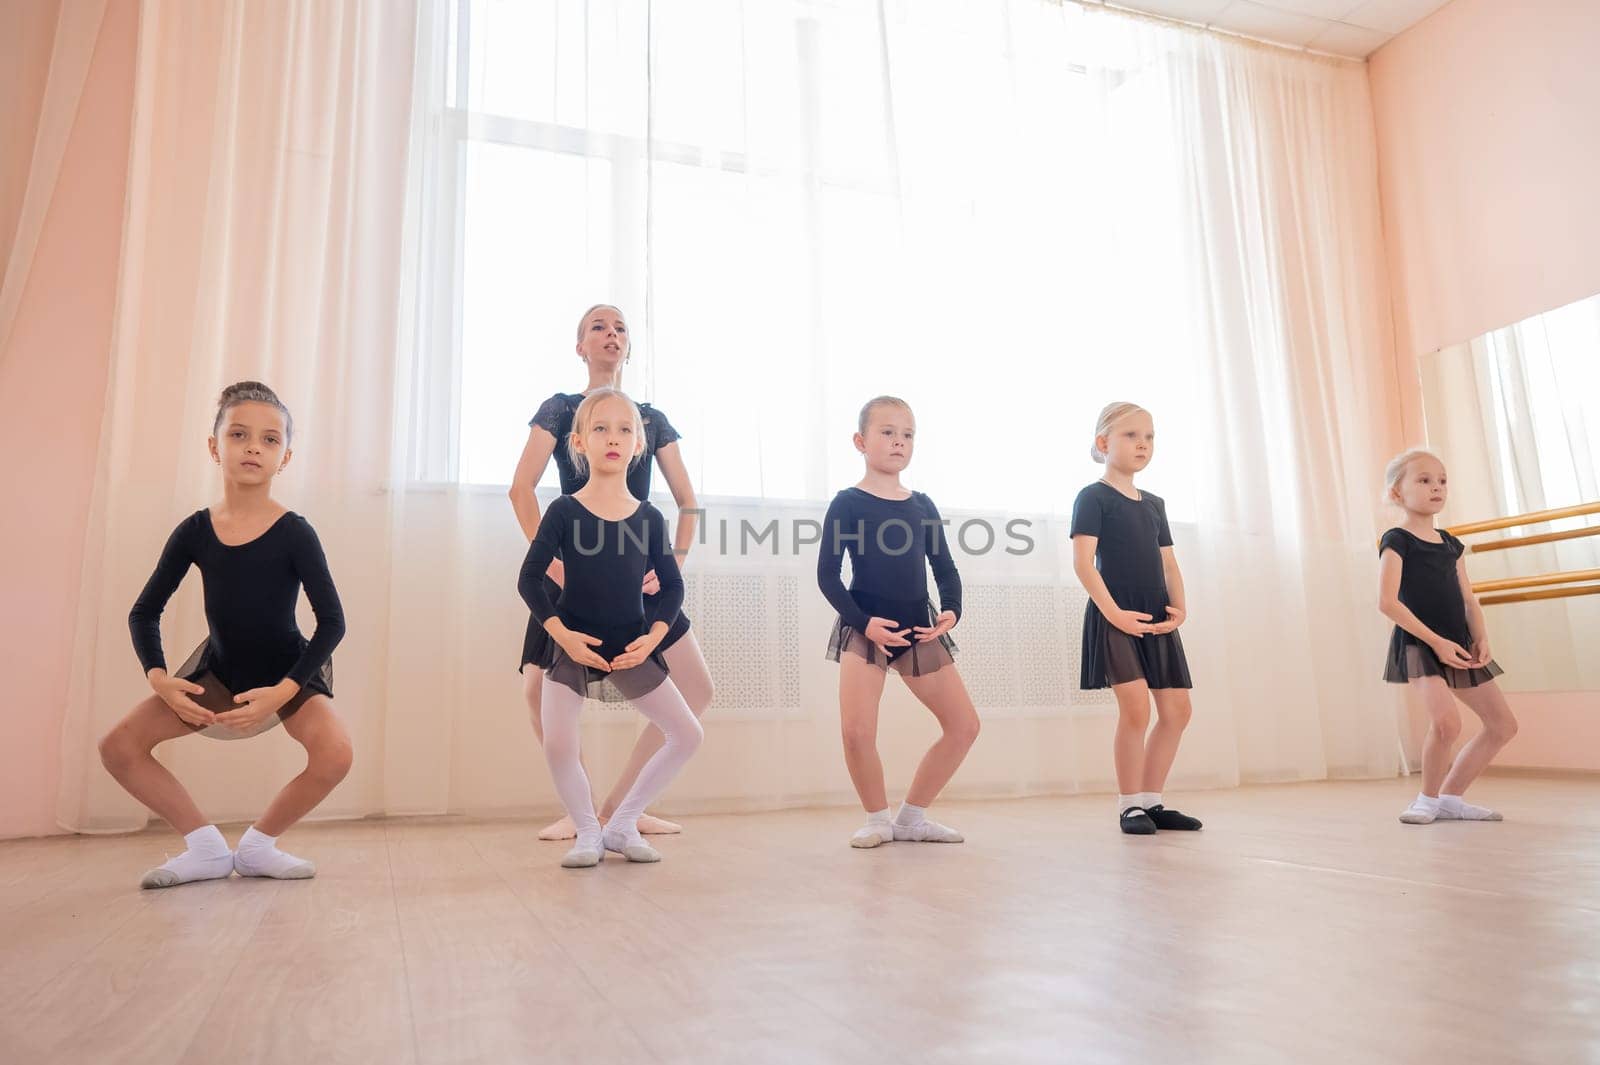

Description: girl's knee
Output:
[693,677,715,716]
[1488,712,1518,745]
[1117,704,1151,732]
[1431,713,1462,744]
[947,710,981,748]
[1157,697,1193,729]
[311,736,354,784]
[543,733,581,765]
[98,728,138,773]
[841,723,878,759]
[676,715,706,753]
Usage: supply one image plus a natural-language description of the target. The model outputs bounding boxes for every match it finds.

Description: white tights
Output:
[540,675,703,839]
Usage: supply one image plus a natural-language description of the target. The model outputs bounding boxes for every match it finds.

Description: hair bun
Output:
[1089,445,1107,463]
[214,381,293,442]
[220,380,279,404]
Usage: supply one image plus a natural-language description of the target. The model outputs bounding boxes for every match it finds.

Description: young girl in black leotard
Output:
[1378,448,1517,825]
[1070,402,1202,836]
[99,383,351,888]
[509,304,713,841]
[818,396,980,849]
[519,389,703,867]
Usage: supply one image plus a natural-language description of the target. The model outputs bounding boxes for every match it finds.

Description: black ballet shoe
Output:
[1145,804,1202,831]
[1119,808,1157,835]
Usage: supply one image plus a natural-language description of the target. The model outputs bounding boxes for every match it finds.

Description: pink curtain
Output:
[0,0,135,840]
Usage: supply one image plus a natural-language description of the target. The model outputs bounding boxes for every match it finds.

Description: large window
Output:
[422,0,1204,517]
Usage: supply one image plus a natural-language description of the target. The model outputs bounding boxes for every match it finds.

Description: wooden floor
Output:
[1,775,1597,1065]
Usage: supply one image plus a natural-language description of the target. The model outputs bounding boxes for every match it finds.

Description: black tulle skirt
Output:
[520,574,691,676]
[825,592,956,678]
[522,605,672,700]
[1080,586,1191,690]
[1383,632,1503,689]
[173,639,331,740]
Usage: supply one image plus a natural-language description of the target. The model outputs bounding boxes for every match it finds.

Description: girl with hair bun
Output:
[100,382,351,888]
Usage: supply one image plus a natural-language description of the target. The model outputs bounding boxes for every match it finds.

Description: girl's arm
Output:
[1152,546,1187,632]
[816,494,870,632]
[922,496,962,625]
[1455,555,1492,666]
[646,505,685,627]
[128,519,197,678]
[518,499,566,623]
[1377,549,1473,666]
[1072,535,1155,636]
[283,517,346,688]
[127,517,215,724]
[653,441,699,571]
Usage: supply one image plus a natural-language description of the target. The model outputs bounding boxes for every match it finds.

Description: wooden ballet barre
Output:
[1439,501,1600,605]
[1461,526,1599,553]
[1471,568,1600,594]
[1446,500,1600,538]
[1478,584,1600,607]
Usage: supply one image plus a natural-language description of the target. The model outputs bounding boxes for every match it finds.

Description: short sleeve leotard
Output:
[1378,527,1502,688]
[1069,482,1191,690]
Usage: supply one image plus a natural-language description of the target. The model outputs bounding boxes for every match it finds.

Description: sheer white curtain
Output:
[1422,294,1600,693]
[419,0,1405,803]
[1160,25,1406,779]
[59,0,1404,833]
[57,0,422,830]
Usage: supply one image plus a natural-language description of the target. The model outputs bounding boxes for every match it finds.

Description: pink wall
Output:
[1496,693,1600,771]
[0,0,138,838]
[1372,0,1600,771]
[1369,0,1600,365]
[1406,691,1600,773]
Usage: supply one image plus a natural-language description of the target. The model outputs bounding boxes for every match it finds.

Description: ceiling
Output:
[1105,0,1455,58]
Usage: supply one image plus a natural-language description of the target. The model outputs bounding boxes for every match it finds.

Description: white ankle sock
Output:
[140,825,234,889]
[1138,792,1162,809]
[893,802,927,827]
[1415,792,1441,811]
[1117,794,1143,813]
[187,824,230,855]
[1399,793,1441,824]
[233,826,315,880]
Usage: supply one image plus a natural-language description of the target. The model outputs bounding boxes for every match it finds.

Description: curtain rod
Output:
[1058,0,1370,67]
